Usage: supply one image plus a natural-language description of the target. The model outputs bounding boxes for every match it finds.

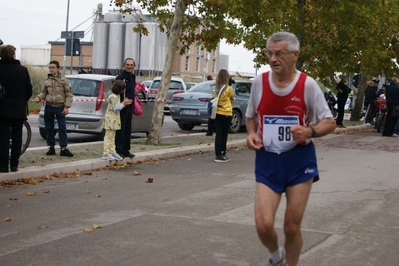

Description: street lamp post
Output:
[62,0,70,74]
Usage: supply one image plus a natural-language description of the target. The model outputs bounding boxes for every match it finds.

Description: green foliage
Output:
[229,0,399,84]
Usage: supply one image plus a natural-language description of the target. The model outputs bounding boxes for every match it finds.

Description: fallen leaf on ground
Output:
[86,190,90,194]
[93,223,102,229]
[3,217,12,222]
[25,192,37,196]
[133,171,141,176]
[39,225,48,229]
[84,228,92,233]
[146,178,154,183]
[96,194,102,198]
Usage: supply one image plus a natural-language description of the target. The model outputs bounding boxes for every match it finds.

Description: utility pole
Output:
[62,0,70,74]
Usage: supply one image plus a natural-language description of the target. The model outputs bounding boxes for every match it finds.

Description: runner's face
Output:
[124,59,135,73]
[267,40,297,75]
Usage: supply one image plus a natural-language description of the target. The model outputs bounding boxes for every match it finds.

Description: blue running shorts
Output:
[254,142,319,193]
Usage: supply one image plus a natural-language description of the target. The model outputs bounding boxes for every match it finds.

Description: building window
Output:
[212,50,216,57]
[196,46,200,55]
[185,56,190,71]
[195,57,200,72]
[212,59,216,73]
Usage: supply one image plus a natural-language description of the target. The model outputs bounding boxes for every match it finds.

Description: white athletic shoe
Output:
[105,153,116,161]
[111,153,124,161]
[267,247,287,266]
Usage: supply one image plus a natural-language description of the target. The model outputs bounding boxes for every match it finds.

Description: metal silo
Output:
[155,27,168,72]
[140,22,158,74]
[92,22,109,74]
[218,53,229,71]
[124,22,140,72]
[107,22,126,75]
[104,11,122,22]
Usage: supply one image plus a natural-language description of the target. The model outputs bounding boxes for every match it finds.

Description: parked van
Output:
[38,74,154,140]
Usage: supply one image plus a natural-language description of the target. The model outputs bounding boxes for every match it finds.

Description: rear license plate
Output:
[54,121,78,130]
[181,109,199,115]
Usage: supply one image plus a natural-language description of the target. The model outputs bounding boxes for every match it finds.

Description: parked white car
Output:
[147,76,187,112]
[38,74,155,140]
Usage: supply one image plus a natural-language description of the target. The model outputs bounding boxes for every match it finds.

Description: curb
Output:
[0,139,247,183]
[0,124,371,183]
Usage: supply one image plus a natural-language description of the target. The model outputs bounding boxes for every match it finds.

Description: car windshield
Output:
[187,82,215,93]
[69,79,99,97]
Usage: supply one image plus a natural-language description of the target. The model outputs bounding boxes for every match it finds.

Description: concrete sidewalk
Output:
[0,122,373,183]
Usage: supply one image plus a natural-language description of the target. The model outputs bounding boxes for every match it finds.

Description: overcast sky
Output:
[1,0,269,74]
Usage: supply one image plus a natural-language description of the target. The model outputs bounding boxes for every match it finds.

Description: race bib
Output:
[262,115,299,154]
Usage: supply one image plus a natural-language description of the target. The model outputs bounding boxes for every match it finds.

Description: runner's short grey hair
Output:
[267,32,300,52]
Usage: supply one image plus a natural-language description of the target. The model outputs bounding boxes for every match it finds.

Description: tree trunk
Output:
[350,73,367,121]
[146,0,188,145]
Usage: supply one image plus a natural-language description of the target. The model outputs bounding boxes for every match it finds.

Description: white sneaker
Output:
[392,133,398,137]
[105,153,116,161]
[267,247,287,266]
[101,154,108,160]
[111,153,124,161]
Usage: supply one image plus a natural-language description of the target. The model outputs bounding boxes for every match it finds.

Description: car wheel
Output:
[96,129,105,141]
[177,122,195,131]
[39,128,57,139]
[39,128,47,139]
[229,109,241,133]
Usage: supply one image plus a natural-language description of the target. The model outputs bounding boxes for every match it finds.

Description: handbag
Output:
[393,105,399,118]
[133,97,143,117]
[207,85,226,119]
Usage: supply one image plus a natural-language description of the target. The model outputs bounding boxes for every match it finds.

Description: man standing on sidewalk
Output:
[246,32,335,266]
[34,60,74,157]
[115,58,137,159]
[335,76,351,128]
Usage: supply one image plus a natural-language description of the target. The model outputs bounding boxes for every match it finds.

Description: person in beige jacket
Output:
[34,60,74,157]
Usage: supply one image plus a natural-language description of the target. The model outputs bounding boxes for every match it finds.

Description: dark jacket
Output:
[116,70,136,111]
[336,80,351,100]
[385,84,399,106]
[0,59,33,120]
[364,85,377,105]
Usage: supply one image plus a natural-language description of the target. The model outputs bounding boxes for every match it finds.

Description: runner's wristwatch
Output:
[311,127,317,138]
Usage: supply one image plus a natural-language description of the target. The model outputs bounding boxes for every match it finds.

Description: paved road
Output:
[1,129,399,265]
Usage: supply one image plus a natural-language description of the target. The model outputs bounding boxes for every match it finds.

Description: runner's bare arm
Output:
[246,117,263,150]
[291,117,336,143]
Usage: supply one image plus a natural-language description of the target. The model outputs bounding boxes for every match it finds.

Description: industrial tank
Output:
[218,54,229,71]
[92,22,109,74]
[155,27,168,72]
[124,22,140,71]
[104,11,122,22]
[140,22,159,73]
[107,22,126,75]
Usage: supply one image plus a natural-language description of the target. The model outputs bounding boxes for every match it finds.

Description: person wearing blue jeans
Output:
[44,105,69,152]
[34,60,74,157]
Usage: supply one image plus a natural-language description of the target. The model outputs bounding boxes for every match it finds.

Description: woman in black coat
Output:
[0,45,33,172]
